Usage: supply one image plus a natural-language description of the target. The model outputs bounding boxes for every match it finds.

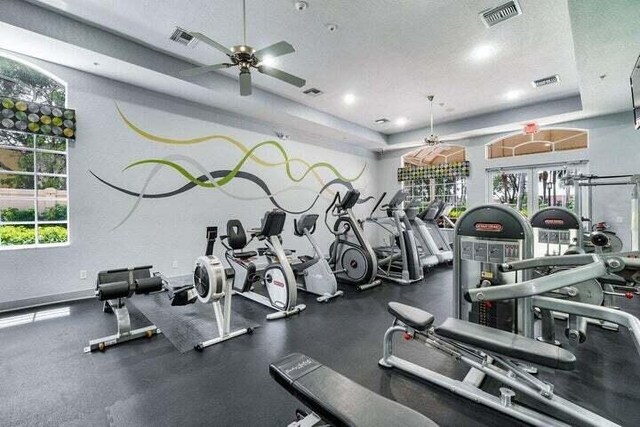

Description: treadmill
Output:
[417,199,453,263]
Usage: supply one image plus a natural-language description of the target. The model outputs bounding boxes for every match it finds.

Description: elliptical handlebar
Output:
[369,191,387,218]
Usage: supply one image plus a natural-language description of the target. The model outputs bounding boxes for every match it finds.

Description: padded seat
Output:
[435,318,576,370]
[233,250,257,259]
[388,302,435,331]
[270,353,438,427]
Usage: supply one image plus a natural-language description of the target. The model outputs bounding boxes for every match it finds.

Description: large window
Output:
[0,56,68,249]
[402,145,468,221]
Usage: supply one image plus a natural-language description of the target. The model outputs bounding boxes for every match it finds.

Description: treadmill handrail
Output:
[466,258,608,302]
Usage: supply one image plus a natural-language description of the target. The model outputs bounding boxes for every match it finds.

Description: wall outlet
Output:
[80,270,87,280]
[172,260,179,269]
[616,216,624,224]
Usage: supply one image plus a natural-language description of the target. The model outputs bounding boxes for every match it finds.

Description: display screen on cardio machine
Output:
[460,237,521,263]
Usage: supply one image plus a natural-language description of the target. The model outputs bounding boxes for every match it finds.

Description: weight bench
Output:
[271,353,438,427]
[84,265,163,353]
[380,302,619,427]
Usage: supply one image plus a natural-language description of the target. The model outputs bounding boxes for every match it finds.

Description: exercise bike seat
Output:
[270,353,439,427]
[435,318,576,370]
[388,302,435,331]
[233,250,258,259]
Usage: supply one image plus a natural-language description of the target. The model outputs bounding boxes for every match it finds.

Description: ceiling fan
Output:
[180,0,306,96]
[424,95,440,146]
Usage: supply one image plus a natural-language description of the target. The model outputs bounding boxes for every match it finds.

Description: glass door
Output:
[487,164,586,218]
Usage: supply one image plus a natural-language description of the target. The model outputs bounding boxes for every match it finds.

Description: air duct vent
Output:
[303,88,323,96]
[532,74,560,88]
[480,1,522,28]
[169,27,198,47]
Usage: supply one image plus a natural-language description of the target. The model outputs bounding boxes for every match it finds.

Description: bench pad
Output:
[388,302,435,331]
[270,353,438,427]
[435,318,576,370]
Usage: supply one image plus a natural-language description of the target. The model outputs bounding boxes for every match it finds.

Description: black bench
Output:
[270,353,438,427]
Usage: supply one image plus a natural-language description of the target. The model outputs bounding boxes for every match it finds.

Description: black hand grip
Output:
[135,276,163,294]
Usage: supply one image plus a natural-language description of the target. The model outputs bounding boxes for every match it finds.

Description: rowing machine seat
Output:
[388,302,435,331]
[435,318,576,370]
[270,353,438,427]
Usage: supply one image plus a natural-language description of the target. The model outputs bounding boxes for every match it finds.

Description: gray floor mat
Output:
[129,289,259,353]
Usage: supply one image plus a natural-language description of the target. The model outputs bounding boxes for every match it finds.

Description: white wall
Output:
[0,56,378,306]
[380,112,640,248]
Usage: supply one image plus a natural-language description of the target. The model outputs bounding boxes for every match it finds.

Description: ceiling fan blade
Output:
[254,41,295,59]
[257,66,306,88]
[239,70,252,96]
[189,32,234,56]
[180,63,231,77]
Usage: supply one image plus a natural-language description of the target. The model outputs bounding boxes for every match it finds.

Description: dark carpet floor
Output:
[1,266,639,426]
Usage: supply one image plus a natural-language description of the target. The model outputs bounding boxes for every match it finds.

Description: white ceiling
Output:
[24,0,583,134]
[7,0,640,149]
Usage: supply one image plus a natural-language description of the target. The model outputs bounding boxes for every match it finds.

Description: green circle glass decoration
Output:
[52,108,63,117]
[15,121,27,131]
[2,109,14,118]
[63,110,74,120]
[15,111,27,121]
[40,124,52,134]
[40,115,52,125]
[2,99,14,109]
[63,128,74,138]
[40,105,52,115]
[52,117,63,126]
[28,113,40,123]
[28,122,40,132]
[28,103,40,113]
[63,119,74,129]
[52,126,63,136]
[2,118,15,128]
[15,101,28,111]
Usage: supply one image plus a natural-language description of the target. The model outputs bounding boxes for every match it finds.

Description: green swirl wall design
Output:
[91,105,370,227]
[1,96,76,139]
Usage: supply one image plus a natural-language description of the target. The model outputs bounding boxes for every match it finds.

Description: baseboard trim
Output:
[0,288,95,313]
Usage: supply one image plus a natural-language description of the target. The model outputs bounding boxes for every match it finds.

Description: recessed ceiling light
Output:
[395,117,408,126]
[504,90,523,101]
[261,55,277,67]
[374,118,390,124]
[470,44,496,61]
[343,93,356,105]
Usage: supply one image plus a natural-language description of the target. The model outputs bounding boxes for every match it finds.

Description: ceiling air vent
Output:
[169,27,198,47]
[303,88,323,96]
[480,1,522,28]
[532,74,560,88]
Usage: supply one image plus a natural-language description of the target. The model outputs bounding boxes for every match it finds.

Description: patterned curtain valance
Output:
[397,160,470,182]
[1,96,76,140]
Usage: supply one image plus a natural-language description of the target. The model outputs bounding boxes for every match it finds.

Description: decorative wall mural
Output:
[91,105,372,227]
[397,160,470,183]
[1,96,76,139]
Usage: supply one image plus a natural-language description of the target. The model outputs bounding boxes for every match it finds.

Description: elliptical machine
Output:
[222,209,306,320]
[291,214,344,302]
[365,190,423,284]
[325,189,381,291]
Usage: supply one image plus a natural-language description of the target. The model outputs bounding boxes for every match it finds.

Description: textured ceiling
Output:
[25,0,583,134]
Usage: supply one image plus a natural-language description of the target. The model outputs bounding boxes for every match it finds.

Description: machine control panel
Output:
[460,238,521,263]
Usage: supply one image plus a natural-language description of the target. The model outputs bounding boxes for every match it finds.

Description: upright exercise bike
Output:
[222,209,306,320]
[325,189,381,291]
[291,214,344,302]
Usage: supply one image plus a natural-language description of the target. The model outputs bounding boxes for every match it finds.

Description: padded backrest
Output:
[97,265,152,286]
[226,219,247,250]
[260,210,286,237]
[338,190,360,210]
[294,214,318,236]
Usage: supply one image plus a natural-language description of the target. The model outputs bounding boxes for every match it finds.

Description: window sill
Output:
[0,242,70,251]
